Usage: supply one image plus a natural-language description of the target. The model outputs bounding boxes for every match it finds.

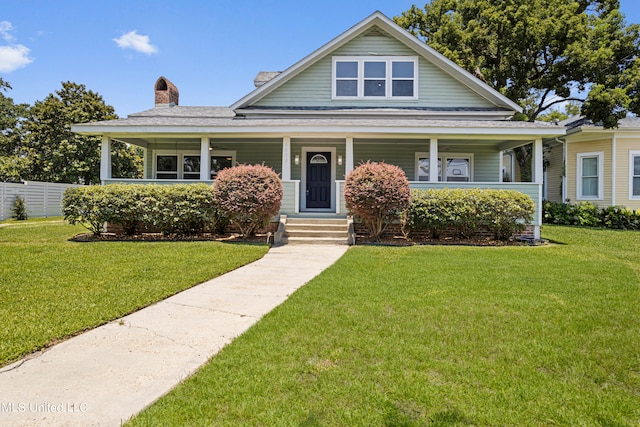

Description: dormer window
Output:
[332,56,418,99]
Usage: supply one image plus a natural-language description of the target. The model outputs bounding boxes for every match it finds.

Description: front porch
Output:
[100,134,545,238]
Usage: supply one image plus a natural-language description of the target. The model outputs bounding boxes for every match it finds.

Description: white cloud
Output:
[0,21,16,42]
[0,21,33,72]
[113,31,158,55]
[0,45,33,72]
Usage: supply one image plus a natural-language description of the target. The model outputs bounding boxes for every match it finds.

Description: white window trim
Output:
[629,150,640,200]
[576,151,604,201]
[210,150,237,179]
[415,152,474,182]
[154,150,201,180]
[332,56,418,100]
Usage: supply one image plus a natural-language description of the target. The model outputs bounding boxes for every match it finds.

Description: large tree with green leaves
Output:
[395,0,640,180]
[22,81,141,184]
[0,78,30,182]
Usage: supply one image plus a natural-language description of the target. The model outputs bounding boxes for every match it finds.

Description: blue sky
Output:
[2,0,639,117]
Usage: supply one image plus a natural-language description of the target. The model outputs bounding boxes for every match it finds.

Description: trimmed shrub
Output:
[344,161,411,240]
[63,186,113,235]
[11,195,28,220]
[543,201,640,230]
[600,206,640,230]
[406,188,535,240]
[63,184,217,236]
[213,164,282,238]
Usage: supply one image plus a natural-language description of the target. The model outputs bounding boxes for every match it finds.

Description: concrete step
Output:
[286,229,349,239]
[282,217,351,245]
[286,236,348,245]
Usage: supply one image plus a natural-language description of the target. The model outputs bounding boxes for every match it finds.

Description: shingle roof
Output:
[74,107,564,130]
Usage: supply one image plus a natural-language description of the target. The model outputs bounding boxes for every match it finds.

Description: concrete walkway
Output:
[0,244,348,426]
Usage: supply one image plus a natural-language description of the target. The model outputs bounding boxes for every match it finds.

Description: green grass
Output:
[129,226,640,426]
[0,220,268,367]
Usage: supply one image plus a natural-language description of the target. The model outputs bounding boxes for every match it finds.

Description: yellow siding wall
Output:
[544,144,564,202]
[565,138,612,207]
[615,137,640,210]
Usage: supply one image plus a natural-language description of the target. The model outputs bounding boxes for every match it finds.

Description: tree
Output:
[395,0,640,179]
[22,81,141,184]
[0,78,30,182]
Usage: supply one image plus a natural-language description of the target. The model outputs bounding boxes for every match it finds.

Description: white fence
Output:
[0,181,83,221]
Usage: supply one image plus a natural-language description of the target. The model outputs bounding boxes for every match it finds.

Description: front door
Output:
[306,152,331,209]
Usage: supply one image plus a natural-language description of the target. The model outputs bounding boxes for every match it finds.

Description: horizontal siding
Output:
[354,140,501,182]
[290,141,346,181]
[615,138,640,209]
[280,181,298,214]
[545,144,564,202]
[255,33,494,108]
[566,139,612,207]
[0,181,82,220]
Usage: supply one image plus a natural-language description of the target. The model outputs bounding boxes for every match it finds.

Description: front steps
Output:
[278,216,352,245]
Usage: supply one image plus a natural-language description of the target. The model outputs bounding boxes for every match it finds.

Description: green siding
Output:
[254,32,494,108]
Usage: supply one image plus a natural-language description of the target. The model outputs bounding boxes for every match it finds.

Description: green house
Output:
[72,11,565,239]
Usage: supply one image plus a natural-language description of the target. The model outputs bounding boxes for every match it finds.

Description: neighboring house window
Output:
[333,56,418,99]
[210,150,236,179]
[415,153,472,182]
[577,152,603,200]
[630,150,640,199]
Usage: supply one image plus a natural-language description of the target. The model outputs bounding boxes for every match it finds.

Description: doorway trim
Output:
[301,146,336,212]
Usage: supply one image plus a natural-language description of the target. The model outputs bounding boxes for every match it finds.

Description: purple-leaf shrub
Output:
[213,164,282,238]
[344,161,411,240]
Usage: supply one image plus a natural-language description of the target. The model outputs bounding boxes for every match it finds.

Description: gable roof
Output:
[230,11,522,113]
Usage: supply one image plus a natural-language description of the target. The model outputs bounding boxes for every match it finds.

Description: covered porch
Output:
[100,133,545,237]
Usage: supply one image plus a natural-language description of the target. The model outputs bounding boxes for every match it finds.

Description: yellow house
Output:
[545,117,640,210]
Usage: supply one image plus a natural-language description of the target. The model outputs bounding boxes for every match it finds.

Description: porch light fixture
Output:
[338,155,343,166]
[294,154,300,165]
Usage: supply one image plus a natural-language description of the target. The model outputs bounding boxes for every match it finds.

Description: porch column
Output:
[533,138,543,239]
[345,137,354,176]
[429,138,439,182]
[282,137,291,180]
[533,138,543,184]
[200,138,210,180]
[100,136,112,182]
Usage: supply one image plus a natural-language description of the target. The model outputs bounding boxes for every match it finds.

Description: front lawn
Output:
[129,225,640,426]
[0,220,268,367]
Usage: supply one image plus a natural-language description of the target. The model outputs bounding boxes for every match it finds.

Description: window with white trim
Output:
[333,56,418,99]
[577,152,603,200]
[415,153,473,182]
[155,151,201,180]
[210,150,236,179]
[630,150,640,199]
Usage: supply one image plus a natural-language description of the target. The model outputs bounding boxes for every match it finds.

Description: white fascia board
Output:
[72,125,565,139]
[230,11,521,113]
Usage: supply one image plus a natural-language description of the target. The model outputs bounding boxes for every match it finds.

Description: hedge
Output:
[404,188,535,240]
[63,184,217,236]
[543,201,640,230]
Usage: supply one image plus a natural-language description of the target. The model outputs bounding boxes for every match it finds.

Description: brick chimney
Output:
[154,76,179,107]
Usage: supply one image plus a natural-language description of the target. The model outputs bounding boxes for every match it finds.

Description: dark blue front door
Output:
[306,152,331,209]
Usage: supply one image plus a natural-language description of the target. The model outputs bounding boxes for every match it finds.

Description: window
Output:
[415,153,472,182]
[630,151,640,199]
[155,152,202,179]
[333,56,417,99]
[577,152,603,200]
[183,155,201,180]
[156,155,178,179]
[210,151,235,179]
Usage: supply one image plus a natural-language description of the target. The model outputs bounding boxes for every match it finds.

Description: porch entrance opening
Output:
[306,152,331,208]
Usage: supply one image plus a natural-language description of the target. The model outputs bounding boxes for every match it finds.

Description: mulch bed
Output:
[71,233,544,247]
